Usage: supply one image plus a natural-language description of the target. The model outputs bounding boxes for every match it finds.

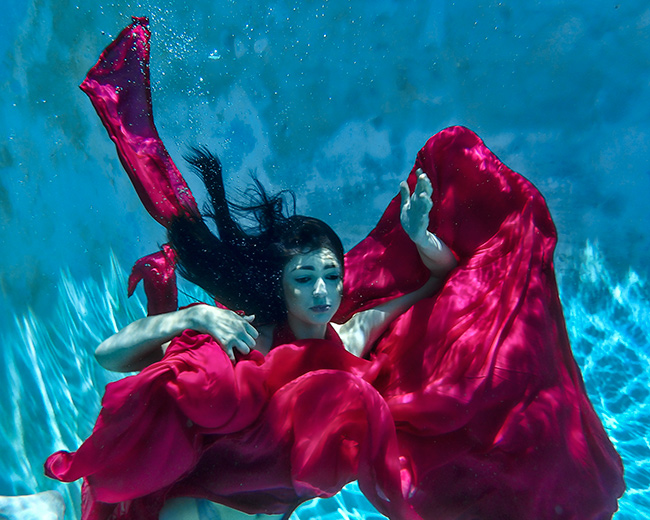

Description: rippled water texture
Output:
[1,0,649,518]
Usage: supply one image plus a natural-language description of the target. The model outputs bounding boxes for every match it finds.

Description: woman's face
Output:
[282,248,343,330]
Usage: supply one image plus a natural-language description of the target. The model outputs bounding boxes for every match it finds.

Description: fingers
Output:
[415,171,433,198]
[411,189,432,215]
[242,320,259,339]
[232,339,252,355]
[399,181,410,207]
[229,315,258,354]
[401,170,432,204]
[411,172,433,218]
[240,328,258,348]
[224,345,237,362]
[187,306,261,362]
[416,192,433,213]
[224,338,252,362]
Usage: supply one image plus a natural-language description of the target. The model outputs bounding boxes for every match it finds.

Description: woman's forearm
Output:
[95,308,195,372]
[95,304,261,371]
[414,230,457,278]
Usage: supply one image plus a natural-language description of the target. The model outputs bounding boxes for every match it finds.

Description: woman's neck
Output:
[286,316,328,340]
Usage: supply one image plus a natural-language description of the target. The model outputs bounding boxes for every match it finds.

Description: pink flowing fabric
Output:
[127,244,178,316]
[48,326,418,520]
[46,17,624,520]
[79,17,199,227]
[341,128,626,518]
[80,17,198,315]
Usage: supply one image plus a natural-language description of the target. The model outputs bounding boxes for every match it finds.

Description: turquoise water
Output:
[1,1,648,518]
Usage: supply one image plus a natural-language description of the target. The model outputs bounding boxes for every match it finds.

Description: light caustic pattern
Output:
[0,245,647,520]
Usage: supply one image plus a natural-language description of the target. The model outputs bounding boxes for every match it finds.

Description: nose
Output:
[313,277,327,297]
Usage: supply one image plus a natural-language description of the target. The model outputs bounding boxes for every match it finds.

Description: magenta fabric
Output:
[79,17,199,227]
[346,128,626,518]
[46,18,624,520]
[47,327,418,520]
[80,17,197,315]
[127,244,178,316]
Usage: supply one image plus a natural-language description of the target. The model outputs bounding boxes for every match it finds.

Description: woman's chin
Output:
[308,312,334,324]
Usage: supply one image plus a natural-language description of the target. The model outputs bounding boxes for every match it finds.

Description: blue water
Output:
[1,0,648,518]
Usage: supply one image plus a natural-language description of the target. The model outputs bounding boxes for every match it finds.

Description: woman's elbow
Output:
[94,339,131,372]
[94,345,120,372]
[430,252,457,279]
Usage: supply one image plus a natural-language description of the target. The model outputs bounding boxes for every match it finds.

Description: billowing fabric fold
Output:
[47,17,624,520]
[79,17,199,227]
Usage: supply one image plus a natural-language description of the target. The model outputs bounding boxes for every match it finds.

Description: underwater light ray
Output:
[1,334,39,495]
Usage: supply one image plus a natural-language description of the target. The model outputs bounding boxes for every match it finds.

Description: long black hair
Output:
[168,147,344,324]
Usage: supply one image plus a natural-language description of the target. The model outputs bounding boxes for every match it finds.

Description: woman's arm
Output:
[335,276,442,357]
[399,170,457,276]
[337,170,456,357]
[95,305,260,372]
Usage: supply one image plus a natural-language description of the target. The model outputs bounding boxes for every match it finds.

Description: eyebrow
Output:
[291,263,340,272]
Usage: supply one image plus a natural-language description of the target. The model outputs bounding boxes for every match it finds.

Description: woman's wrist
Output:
[415,231,457,277]
[183,304,212,333]
[183,304,237,336]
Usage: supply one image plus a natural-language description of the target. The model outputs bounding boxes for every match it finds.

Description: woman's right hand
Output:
[184,305,259,361]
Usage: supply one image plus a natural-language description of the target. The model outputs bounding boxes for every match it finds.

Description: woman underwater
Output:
[92,154,455,520]
[45,18,624,520]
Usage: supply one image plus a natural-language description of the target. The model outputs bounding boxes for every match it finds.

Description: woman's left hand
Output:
[399,169,433,244]
[399,169,457,277]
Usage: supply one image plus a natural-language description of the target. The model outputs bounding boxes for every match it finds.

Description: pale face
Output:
[282,248,343,338]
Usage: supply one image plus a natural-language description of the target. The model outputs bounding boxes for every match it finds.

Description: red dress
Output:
[45,18,624,520]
